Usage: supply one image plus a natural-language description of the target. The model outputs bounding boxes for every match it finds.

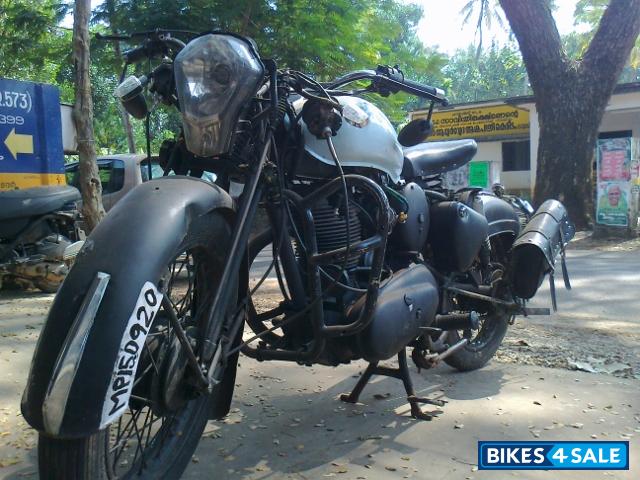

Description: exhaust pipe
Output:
[432,311,480,331]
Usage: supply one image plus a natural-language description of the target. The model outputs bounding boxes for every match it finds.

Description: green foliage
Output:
[573,0,640,69]
[442,42,530,103]
[0,0,73,98]
[460,0,506,57]
[2,0,446,151]
[92,0,447,126]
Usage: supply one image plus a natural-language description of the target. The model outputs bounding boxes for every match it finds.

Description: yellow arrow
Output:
[4,128,34,160]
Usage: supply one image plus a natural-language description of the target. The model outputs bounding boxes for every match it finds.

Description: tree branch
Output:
[581,0,640,90]
[499,0,567,93]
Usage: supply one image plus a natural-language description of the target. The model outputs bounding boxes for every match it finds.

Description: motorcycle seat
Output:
[0,185,81,221]
[401,139,477,179]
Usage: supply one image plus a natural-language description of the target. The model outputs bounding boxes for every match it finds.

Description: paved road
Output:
[530,249,640,334]
[0,248,638,479]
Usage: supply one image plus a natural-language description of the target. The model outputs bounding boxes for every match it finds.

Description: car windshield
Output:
[140,161,217,184]
[140,161,165,182]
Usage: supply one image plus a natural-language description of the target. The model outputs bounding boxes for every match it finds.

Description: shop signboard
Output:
[413,104,530,142]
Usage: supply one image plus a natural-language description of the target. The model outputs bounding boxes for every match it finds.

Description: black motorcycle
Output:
[22,31,574,479]
[0,185,84,293]
[492,182,535,228]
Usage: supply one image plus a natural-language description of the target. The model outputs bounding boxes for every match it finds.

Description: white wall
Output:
[473,141,502,187]
[527,93,640,194]
[600,109,640,137]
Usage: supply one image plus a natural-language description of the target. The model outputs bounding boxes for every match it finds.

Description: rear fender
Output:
[21,176,234,438]
[480,193,521,242]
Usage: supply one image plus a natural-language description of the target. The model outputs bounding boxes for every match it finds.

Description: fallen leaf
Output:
[373,393,391,400]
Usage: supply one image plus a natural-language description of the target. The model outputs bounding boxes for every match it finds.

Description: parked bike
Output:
[0,185,84,293]
[492,182,535,228]
[22,30,574,479]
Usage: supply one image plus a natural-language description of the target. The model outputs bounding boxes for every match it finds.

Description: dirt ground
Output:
[0,233,638,478]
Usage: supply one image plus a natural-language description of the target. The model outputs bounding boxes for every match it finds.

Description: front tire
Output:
[37,212,233,480]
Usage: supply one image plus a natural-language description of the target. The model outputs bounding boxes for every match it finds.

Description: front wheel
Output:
[38,213,233,480]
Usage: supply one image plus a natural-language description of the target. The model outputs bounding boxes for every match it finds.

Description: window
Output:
[598,130,632,140]
[65,165,80,188]
[64,159,124,193]
[502,141,531,171]
[100,160,125,193]
[140,161,165,182]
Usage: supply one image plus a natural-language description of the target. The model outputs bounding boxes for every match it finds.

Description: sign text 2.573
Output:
[0,91,31,111]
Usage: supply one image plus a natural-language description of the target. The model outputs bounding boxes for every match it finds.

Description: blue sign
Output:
[478,441,629,470]
[0,78,65,190]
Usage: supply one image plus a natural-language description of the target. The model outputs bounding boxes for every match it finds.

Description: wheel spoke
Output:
[131,408,150,470]
[106,247,205,478]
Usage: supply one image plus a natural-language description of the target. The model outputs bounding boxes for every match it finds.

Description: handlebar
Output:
[96,31,187,64]
[325,66,449,106]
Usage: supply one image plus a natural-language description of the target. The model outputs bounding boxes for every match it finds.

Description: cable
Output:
[230,135,360,355]
[325,133,352,282]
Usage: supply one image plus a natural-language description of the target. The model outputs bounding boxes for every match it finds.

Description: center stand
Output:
[339,348,446,420]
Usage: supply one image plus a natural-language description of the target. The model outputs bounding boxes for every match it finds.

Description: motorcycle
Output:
[22,30,575,479]
[0,185,84,293]
[492,182,535,228]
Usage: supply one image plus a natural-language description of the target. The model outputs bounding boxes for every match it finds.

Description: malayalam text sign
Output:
[415,104,530,141]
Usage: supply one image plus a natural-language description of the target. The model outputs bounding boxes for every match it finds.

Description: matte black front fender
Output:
[21,176,234,438]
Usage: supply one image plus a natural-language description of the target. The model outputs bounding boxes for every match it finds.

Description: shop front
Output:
[411,82,640,217]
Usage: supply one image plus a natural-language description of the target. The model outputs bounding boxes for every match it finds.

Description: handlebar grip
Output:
[377,65,448,105]
[123,45,148,64]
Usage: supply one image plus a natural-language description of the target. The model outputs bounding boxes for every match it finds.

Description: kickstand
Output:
[340,348,446,421]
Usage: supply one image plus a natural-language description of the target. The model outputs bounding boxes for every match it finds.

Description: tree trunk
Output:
[499,0,640,229]
[72,0,105,232]
[119,106,136,154]
[113,40,136,153]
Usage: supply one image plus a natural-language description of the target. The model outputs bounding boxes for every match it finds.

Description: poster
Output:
[443,163,469,191]
[596,181,630,227]
[469,161,489,188]
[597,138,631,182]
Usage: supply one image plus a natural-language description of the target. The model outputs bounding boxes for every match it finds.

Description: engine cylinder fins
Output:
[309,198,362,269]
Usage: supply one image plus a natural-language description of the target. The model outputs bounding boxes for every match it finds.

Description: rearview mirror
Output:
[398,118,433,147]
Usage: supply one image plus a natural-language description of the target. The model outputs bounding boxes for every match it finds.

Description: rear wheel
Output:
[443,239,512,372]
[441,308,509,372]
[38,213,233,480]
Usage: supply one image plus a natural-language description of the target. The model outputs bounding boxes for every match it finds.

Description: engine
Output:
[311,198,362,269]
[291,181,440,365]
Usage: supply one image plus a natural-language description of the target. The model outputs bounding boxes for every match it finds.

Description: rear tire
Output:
[442,312,509,372]
[37,212,233,480]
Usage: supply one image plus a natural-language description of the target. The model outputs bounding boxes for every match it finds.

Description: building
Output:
[410,82,640,200]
